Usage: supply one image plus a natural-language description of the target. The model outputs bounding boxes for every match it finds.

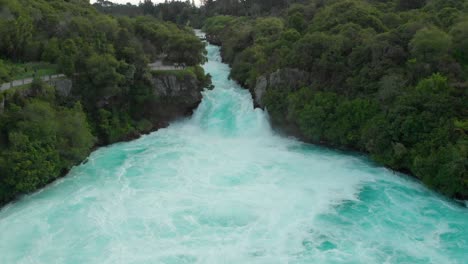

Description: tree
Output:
[397,0,426,10]
[0,60,10,82]
[0,15,33,60]
[84,54,125,98]
[140,0,155,15]
[287,12,306,32]
[41,38,61,63]
[311,0,386,32]
[165,34,206,66]
[413,143,468,198]
[0,0,211,206]
[3,132,59,193]
[58,39,79,76]
[409,27,452,63]
[450,21,468,63]
[199,0,468,199]
[254,17,284,40]
[56,102,95,170]
[16,100,58,140]
[290,32,342,71]
[3,100,60,193]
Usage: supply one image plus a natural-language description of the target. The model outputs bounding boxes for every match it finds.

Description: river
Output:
[0,40,467,264]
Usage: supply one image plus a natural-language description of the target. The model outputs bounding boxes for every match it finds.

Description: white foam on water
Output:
[0,42,467,264]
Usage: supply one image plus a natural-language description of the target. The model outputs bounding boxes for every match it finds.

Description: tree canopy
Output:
[203,0,468,199]
[0,0,208,205]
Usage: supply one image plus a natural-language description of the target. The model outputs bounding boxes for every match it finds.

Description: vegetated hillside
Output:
[203,0,468,199]
[92,0,303,29]
[93,0,205,28]
[0,0,209,205]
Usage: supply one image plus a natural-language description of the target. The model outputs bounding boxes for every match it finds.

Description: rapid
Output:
[0,39,467,264]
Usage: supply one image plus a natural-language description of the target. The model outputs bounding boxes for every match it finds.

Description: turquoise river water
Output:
[0,42,467,264]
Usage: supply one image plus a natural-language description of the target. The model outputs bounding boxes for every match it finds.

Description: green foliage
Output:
[94,0,205,28]
[0,10,33,60]
[311,0,386,32]
[84,54,125,98]
[56,102,95,169]
[0,96,95,203]
[202,0,296,17]
[58,39,79,77]
[41,38,60,63]
[397,0,426,11]
[230,46,264,86]
[0,60,10,82]
[415,73,450,93]
[450,21,468,64]
[288,12,306,32]
[3,131,59,193]
[413,142,468,198]
[290,90,339,142]
[165,34,207,66]
[410,27,452,63]
[0,60,58,83]
[204,16,236,33]
[290,32,343,71]
[0,0,206,80]
[254,17,284,40]
[261,74,466,198]
[0,61,58,81]
[205,0,468,199]
[151,68,196,85]
[262,88,289,125]
[96,108,134,144]
[0,0,209,205]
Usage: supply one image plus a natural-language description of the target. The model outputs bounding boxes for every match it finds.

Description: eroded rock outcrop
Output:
[205,33,222,46]
[151,74,203,104]
[253,68,311,107]
[51,78,73,97]
[148,72,205,127]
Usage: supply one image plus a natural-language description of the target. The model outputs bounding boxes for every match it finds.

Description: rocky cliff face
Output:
[151,73,203,105]
[249,68,313,140]
[205,33,222,46]
[147,72,205,128]
[51,78,73,97]
[253,68,311,107]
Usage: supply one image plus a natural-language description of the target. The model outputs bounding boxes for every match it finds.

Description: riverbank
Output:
[203,29,467,201]
[1,39,467,264]
[0,67,210,207]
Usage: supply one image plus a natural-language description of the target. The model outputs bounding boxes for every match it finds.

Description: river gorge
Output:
[0,41,467,264]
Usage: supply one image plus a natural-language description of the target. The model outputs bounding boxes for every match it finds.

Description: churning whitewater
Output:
[0,40,467,264]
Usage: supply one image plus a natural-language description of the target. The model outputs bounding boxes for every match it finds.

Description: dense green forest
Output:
[203,0,468,199]
[202,0,307,16]
[0,0,208,205]
[92,0,306,28]
[1,0,466,204]
[93,0,205,27]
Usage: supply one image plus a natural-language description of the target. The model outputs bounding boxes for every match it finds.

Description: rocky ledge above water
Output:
[205,33,222,46]
[147,71,206,128]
